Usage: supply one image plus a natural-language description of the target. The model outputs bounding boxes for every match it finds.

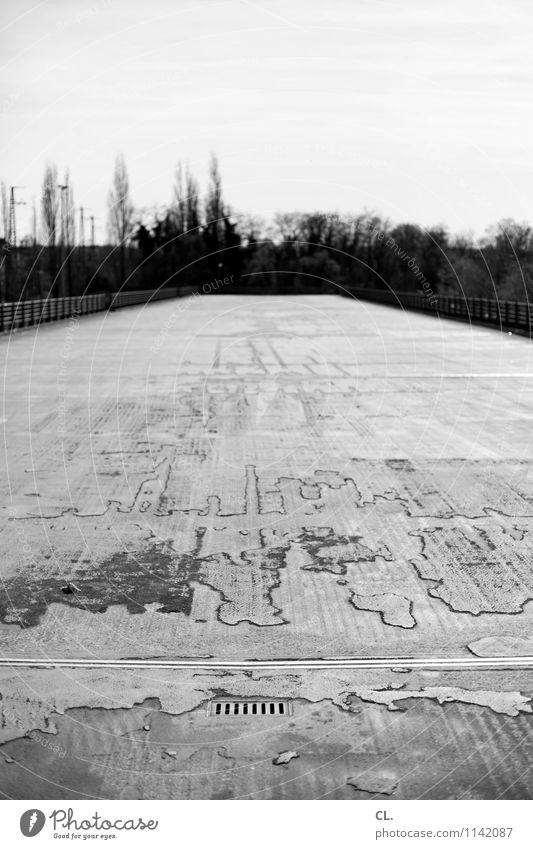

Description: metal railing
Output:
[0,287,180,332]
[110,288,179,309]
[343,287,533,333]
[6,285,530,335]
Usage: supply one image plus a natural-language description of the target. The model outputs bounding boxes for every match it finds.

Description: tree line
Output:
[1,154,533,302]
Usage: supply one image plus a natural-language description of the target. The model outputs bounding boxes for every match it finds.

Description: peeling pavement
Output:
[2,295,533,797]
[1,666,532,799]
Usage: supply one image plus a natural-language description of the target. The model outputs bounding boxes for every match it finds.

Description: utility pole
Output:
[8,186,25,250]
[78,206,91,288]
[31,198,42,297]
[6,186,25,300]
[90,215,96,248]
[58,182,68,297]
[79,206,86,247]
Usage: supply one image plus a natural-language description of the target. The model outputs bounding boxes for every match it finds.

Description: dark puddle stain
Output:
[0,528,289,629]
[0,545,204,627]
[298,527,390,574]
[2,525,391,629]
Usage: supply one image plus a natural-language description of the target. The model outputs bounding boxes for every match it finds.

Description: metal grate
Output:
[208,699,292,717]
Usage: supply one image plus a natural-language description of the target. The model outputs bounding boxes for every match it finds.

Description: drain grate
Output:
[208,699,292,717]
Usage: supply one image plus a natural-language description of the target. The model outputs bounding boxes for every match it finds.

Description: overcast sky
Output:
[1,0,532,239]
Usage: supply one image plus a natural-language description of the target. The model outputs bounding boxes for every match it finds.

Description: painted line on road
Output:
[1,656,533,670]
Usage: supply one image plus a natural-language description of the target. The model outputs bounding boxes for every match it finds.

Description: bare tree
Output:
[31,199,37,246]
[205,154,226,269]
[205,153,224,226]
[41,164,59,293]
[41,164,59,245]
[173,162,186,234]
[107,154,134,287]
[185,167,200,231]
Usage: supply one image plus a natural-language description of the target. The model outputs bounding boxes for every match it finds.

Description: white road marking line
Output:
[1,656,532,670]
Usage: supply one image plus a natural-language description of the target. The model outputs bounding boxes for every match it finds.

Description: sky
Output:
[1,0,533,240]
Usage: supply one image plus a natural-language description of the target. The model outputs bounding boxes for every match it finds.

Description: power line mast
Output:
[78,206,91,287]
[5,187,25,302]
[8,186,25,249]
[57,182,69,297]
[58,183,68,246]
[79,206,86,247]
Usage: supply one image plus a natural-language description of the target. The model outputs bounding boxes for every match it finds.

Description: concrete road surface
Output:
[1,294,533,799]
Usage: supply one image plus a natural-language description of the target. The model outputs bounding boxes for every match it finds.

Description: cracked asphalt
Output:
[1,294,533,798]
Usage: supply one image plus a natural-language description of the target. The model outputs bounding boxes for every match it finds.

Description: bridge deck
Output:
[1,295,532,799]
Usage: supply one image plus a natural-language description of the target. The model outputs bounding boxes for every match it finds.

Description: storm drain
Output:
[208,699,292,717]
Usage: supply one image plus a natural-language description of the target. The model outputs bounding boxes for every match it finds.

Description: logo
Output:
[20,810,46,837]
